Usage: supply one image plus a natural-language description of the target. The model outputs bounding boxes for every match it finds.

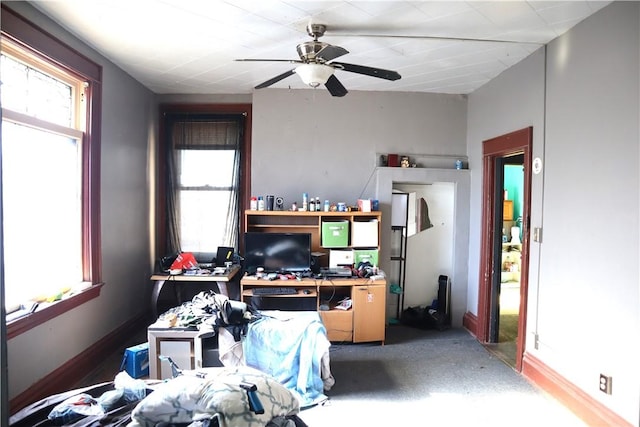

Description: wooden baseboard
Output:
[10,313,150,413]
[462,311,478,336]
[522,353,632,427]
[466,310,629,426]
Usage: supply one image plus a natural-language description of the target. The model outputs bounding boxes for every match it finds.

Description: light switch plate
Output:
[533,227,542,242]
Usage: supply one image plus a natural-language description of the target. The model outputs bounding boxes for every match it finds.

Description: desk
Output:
[241,276,386,344]
[150,265,240,318]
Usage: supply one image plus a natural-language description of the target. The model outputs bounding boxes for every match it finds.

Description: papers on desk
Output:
[183,267,226,276]
[334,297,352,310]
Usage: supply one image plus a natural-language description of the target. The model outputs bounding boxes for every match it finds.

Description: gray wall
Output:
[466,2,639,424]
[4,3,155,399]
[157,91,470,325]
[251,89,469,324]
[251,89,467,206]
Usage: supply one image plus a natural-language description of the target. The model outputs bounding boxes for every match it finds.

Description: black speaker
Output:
[437,275,451,326]
[310,252,326,274]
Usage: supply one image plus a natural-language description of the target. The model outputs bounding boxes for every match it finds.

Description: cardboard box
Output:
[322,220,349,248]
[354,249,379,267]
[351,220,379,247]
[330,249,354,268]
[121,342,149,379]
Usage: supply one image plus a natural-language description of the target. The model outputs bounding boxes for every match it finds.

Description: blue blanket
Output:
[242,311,331,408]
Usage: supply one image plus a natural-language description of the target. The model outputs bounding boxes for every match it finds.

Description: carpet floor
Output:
[75,324,586,427]
[300,325,587,427]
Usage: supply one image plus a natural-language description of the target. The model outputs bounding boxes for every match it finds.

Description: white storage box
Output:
[148,323,222,379]
[329,249,354,268]
[351,219,379,247]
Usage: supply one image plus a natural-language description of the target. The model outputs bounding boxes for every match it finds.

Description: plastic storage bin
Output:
[321,220,349,247]
[351,220,379,247]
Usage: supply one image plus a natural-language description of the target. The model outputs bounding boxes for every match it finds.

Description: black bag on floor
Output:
[401,305,448,331]
[400,306,426,328]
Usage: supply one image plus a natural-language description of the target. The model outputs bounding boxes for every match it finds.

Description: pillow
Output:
[129,366,299,427]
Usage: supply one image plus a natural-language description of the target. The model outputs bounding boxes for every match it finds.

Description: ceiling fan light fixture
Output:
[295,63,334,88]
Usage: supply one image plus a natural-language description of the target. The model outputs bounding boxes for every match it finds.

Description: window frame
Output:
[1,4,103,338]
[157,104,252,259]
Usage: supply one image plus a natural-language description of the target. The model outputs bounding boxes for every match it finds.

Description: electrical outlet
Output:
[599,374,612,394]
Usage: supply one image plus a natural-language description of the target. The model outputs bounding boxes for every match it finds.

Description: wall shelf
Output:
[376,152,469,169]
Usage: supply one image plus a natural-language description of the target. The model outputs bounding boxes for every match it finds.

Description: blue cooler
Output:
[120,342,149,378]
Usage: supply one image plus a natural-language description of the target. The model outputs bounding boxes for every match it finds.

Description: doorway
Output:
[391,183,455,314]
[477,128,532,372]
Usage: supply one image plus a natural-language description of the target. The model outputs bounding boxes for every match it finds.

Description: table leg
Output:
[216,281,229,297]
[151,279,166,319]
[174,283,184,304]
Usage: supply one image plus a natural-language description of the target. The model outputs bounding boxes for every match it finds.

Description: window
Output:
[1,5,102,337]
[159,106,251,261]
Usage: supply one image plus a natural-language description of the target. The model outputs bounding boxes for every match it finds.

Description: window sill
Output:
[6,283,103,339]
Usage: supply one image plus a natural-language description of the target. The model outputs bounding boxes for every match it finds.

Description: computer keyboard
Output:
[252,287,298,296]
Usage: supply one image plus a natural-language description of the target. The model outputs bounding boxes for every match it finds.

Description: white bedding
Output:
[218,310,334,408]
[128,366,300,427]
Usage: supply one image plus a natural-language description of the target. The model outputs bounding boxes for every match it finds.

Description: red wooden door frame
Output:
[477,127,532,372]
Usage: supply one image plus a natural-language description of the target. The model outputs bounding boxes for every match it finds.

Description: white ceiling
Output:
[32,1,610,96]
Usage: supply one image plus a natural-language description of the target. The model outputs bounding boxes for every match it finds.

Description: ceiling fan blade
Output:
[236,58,302,63]
[332,62,401,81]
[316,45,349,62]
[255,69,295,89]
[325,74,348,97]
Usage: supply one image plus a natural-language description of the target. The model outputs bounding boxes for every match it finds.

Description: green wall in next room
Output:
[505,165,524,221]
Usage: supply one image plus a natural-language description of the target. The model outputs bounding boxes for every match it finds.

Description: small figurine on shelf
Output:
[503,256,512,272]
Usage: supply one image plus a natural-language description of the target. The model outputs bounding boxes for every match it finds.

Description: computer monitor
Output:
[243,232,311,274]
[216,247,234,266]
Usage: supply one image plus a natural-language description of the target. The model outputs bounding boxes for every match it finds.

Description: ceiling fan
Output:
[235,23,402,97]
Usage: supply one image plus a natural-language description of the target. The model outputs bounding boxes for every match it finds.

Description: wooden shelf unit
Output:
[242,209,385,343]
[503,200,514,221]
[244,210,382,269]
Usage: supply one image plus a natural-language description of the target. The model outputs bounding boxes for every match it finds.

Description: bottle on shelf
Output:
[302,193,308,211]
[324,200,330,212]
[309,198,315,212]
[257,196,265,211]
[315,197,321,211]
[250,196,257,210]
